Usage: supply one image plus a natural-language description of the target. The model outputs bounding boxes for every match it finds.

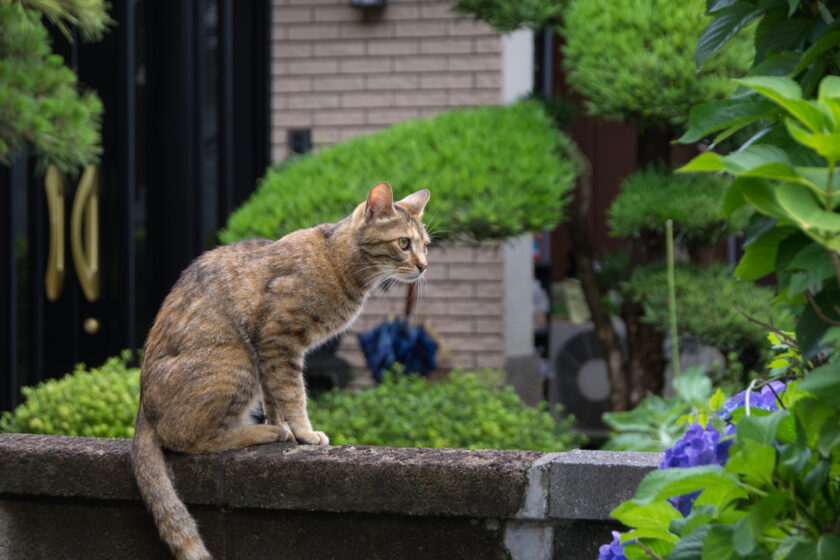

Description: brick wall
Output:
[270,0,503,160]
[337,242,506,371]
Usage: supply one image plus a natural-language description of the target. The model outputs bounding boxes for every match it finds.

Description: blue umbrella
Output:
[358,319,438,382]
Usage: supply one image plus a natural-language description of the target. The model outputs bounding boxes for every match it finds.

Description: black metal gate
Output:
[0,0,270,411]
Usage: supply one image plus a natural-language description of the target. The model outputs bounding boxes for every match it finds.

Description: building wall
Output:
[270,0,503,160]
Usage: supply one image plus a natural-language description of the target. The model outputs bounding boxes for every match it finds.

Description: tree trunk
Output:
[620,124,675,407]
[568,148,630,411]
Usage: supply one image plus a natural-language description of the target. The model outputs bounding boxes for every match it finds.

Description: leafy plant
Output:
[602,366,716,452]
[309,369,586,452]
[0,351,139,438]
[602,2,840,557]
[562,0,753,127]
[603,371,840,559]
[680,74,840,359]
[220,101,578,245]
[0,0,111,172]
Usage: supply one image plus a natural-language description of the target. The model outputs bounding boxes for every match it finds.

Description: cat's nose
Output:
[417,263,426,273]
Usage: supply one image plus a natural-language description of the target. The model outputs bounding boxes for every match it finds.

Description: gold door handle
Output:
[70,164,100,302]
[44,165,66,301]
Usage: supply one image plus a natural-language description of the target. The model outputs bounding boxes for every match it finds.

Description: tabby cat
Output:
[132,182,430,560]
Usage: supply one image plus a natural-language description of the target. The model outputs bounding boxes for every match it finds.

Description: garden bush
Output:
[309,369,585,451]
[0,1,110,171]
[220,101,578,244]
[626,262,794,368]
[562,0,753,126]
[0,351,139,438]
[0,356,584,453]
[607,167,748,250]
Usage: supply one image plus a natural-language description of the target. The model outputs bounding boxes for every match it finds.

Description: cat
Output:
[131,182,430,560]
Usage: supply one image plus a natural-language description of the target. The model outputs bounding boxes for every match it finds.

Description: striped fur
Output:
[132,183,429,559]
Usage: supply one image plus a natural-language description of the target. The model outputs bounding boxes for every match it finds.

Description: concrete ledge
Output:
[0,434,660,559]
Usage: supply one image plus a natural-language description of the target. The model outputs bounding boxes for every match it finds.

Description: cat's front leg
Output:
[259,353,329,446]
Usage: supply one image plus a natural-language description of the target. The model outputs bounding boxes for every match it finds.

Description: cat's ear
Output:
[396,189,430,218]
[365,182,395,222]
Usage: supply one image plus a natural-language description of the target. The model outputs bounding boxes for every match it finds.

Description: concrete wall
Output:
[0,434,660,560]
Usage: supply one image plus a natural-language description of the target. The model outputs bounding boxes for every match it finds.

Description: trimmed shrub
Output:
[562,0,753,126]
[308,369,585,451]
[0,3,109,172]
[607,167,748,249]
[626,262,794,364]
[220,101,578,244]
[0,351,139,438]
[1,356,585,452]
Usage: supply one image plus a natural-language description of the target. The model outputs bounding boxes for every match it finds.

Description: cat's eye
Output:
[398,237,411,250]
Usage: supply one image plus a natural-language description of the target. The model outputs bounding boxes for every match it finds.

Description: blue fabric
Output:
[358,319,438,382]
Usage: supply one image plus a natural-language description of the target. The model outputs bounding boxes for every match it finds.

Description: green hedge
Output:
[309,370,585,451]
[626,263,794,361]
[607,167,748,249]
[1,357,584,452]
[562,0,752,126]
[220,101,578,244]
[0,352,139,438]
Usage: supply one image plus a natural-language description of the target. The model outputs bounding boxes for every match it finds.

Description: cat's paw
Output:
[295,430,329,446]
[276,421,296,443]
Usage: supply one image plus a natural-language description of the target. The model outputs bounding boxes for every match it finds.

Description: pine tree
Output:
[0,0,112,172]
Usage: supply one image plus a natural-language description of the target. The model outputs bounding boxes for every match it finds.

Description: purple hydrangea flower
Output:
[659,381,786,516]
[718,381,785,420]
[598,531,628,560]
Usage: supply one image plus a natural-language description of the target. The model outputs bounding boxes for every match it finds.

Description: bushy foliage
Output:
[0,1,110,171]
[0,351,139,438]
[562,0,753,126]
[309,370,585,452]
[0,356,585,452]
[607,167,748,249]
[626,262,794,363]
[451,0,565,32]
[220,101,578,244]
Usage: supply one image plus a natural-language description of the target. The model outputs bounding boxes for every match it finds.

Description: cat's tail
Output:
[131,408,212,560]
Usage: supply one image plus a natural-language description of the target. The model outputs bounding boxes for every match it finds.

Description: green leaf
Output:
[795,285,840,359]
[696,2,763,70]
[737,75,803,101]
[738,76,828,132]
[793,22,840,76]
[734,226,792,280]
[611,500,683,531]
[732,491,786,555]
[702,525,739,560]
[723,144,793,172]
[737,177,787,219]
[804,457,831,494]
[678,98,777,144]
[736,409,789,446]
[776,182,840,233]
[678,152,727,173]
[816,534,840,559]
[727,438,777,486]
[798,362,840,406]
[817,416,840,456]
[668,525,711,560]
[632,466,742,506]
[788,535,840,560]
